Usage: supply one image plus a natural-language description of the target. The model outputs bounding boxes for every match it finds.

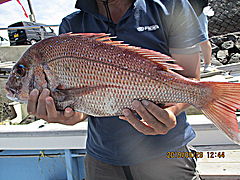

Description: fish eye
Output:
[14,64,26,77]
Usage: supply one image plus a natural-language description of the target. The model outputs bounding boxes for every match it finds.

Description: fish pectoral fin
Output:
[52,85,119,101]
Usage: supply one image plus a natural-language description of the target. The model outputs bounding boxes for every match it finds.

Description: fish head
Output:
[6,62,31,102]
[5,46,47,103]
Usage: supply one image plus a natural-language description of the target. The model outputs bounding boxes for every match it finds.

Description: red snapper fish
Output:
[5,33,240,144]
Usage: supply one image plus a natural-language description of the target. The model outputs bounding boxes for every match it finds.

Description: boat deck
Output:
[0,115,240,179]
[195,145,240,179]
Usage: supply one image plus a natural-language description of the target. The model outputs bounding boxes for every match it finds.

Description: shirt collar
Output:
[152,0,169,15]
[75,0,147,14]
[75,0,97,14]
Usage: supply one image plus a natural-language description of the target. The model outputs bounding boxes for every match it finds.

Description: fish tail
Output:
[200,81,240,144]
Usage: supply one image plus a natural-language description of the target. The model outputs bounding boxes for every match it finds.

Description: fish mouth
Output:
[5,86,18,94]
[6,88,27,104]
[5,87,18,98]
[6,93,18,101]
[6,93,27,103]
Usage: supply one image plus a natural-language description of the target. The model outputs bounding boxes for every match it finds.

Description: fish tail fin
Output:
[200,81,240,144]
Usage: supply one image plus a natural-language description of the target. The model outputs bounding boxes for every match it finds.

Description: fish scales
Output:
[45,56,206,116]
[40,36,209,115]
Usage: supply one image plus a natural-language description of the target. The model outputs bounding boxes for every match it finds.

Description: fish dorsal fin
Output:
[63,33,183,71]
[64,32,112,40]
[118,46,183,71]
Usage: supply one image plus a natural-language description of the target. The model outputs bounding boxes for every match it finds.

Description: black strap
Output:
[102,0,113,33]
[122,166,134,180]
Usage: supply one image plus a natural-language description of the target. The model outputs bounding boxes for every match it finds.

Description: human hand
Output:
[119,100,177,135]
[27,89,87,125]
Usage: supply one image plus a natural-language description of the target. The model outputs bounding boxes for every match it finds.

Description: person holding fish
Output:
[5,0,238,179]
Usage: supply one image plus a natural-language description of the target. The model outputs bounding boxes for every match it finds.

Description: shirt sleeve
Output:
[167,0,207,49]
[169,44,200,55]
[59,18,72,35]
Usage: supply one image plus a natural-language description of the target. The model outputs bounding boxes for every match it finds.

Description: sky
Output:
[0,0,77,39]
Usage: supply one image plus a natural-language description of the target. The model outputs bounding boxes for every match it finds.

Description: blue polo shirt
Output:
[59,0,206,165]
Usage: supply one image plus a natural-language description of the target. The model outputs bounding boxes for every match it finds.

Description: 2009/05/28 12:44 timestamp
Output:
[166,151,225,158]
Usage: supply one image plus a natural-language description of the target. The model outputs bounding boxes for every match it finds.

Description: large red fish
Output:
[5,33,240,144]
